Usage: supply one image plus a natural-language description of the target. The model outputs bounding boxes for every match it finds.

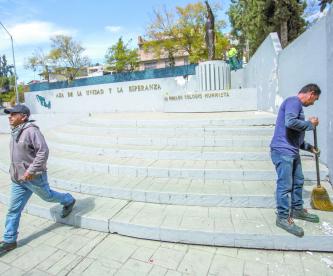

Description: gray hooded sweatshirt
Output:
[9,122,49,182]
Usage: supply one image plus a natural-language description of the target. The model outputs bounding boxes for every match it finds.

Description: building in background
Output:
[137,36,189,71]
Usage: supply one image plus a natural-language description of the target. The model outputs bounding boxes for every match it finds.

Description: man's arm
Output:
[26,128,49,176]
[285,112,313,132]
[284,99,318,131]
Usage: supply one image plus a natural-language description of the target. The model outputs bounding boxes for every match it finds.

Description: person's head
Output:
[298,83,321,106]
[4,104,31,127]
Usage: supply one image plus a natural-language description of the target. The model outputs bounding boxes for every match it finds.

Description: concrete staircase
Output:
[0,111,332,251]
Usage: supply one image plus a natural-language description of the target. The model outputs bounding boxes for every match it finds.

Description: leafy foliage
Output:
[105,38,139,72]
[49,35,90,81]
[229,0,307,56]
[319,0,332,11]
[24,49,52,82]
[144,1,229,64]
[25,35,90,82]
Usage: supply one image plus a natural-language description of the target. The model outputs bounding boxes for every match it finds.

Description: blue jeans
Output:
[271,151,304,219]
[3,172,74,243]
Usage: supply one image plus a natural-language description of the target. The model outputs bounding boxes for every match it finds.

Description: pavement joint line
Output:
[108,200,133,231]
[64,233,109,276]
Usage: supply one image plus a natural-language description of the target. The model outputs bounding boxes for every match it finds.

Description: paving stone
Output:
[80,260,116,276]
[118,258,153,275]
[75,233,107,257]
[268,263,304,276]
[67,257,95,275]
[1,267,25,276]
[11,244,58,271]
[0,261,10,274]
[24,269,53,276]
[0,243,32,264]
[177,248,214,275]
[150,247,186,270]
[36,249,68,271]
[243,260,268,276]
[56,234,93,254]
[148,265,168,276]
[165,270,183,276]
[209,254,244,276]
[131,246,158,263]
[88,235,137,264]
[46,253,80,275]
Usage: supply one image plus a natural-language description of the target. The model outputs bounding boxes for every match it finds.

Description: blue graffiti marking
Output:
[36,95,51,109]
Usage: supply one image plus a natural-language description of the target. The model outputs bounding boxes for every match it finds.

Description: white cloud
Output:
[105,25,122,33]
[0,21,75,47]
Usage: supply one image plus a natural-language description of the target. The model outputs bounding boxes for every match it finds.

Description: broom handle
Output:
[313,127,321,188]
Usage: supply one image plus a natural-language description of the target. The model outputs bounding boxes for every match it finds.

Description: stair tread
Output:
[0,181,332,251]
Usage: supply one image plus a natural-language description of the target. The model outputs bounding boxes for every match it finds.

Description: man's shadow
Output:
[17,197,96,247]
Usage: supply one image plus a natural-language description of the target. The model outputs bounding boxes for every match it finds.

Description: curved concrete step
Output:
[47,140,271,161]
[0,180,331,252]
[0,141,328,182]
[48,130,272,147]
[65,123,275,137]
[80,111,277,127]
[1,163,331,209]
[48,151,331,181]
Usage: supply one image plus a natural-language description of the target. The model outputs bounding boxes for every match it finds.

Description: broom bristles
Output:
[311,186,333,211]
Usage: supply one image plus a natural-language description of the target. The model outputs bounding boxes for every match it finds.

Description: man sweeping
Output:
[270,83,321,237]
[0,104,76,254]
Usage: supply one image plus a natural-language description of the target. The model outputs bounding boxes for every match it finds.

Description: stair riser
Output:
[49,158,328,181]
[51,133,271,147]
[49,177,320,208]
[49,142,270,161]
[66,125,274,136]
[81,118,276,127]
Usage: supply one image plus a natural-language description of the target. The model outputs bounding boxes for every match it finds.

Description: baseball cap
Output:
[4,104,31,117]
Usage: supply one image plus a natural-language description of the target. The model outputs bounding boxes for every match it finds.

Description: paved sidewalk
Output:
[0,204,332,275]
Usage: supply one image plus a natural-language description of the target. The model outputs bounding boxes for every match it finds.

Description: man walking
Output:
[0,104,76,253]
[270,84,321,237]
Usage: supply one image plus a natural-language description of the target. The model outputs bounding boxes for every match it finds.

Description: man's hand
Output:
[21,171,34,181]
[310,146,321,156]
[309,116,319,127]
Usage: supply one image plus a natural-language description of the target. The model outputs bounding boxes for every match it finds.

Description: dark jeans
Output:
[271,151,304,219]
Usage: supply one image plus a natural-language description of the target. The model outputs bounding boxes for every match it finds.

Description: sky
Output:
[0,0,231,83]
[0,0,324,84]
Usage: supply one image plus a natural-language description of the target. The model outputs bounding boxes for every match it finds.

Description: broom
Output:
[310,127,333,211]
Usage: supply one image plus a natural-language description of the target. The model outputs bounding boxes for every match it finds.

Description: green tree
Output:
[49,35,90,81]
[105,37,139,73]
[144,1,229,64]
[229,0,307,55]
[319,0,332,11]
[24,49,52,82]
[0,54,16,103]
[25,35,90,82]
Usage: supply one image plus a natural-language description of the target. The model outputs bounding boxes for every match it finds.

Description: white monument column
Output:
[196,60,231,91]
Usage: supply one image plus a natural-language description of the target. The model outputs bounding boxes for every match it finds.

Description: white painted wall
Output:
[243,33,282,112]
[231,69,245,89]
[237,8,333,178]
[164,88,257,112]
[25,77,188,114]
[326,7,333,180]
[278,16,328,164]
